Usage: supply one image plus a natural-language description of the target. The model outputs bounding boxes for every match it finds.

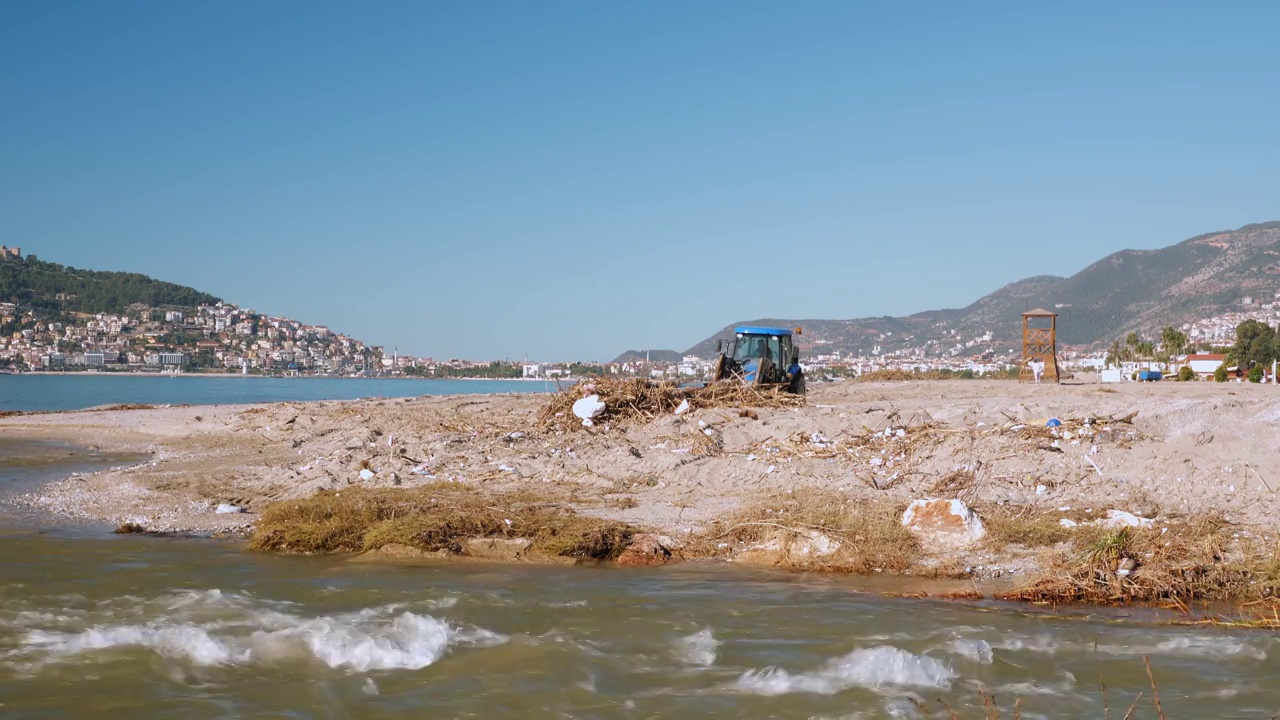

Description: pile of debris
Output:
[537,378,804,432]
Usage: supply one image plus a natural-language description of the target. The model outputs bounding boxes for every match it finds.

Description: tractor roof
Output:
[735,326,792,337]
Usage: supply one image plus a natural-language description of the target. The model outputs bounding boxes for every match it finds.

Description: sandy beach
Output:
[4,378,1278,583]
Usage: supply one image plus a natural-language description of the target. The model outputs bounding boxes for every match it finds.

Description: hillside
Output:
[0,255,220,318]
[611,349,683,364]
[685,222,1280,358]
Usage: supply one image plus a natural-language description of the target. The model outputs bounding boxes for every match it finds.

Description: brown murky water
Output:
[1,440,1278,719]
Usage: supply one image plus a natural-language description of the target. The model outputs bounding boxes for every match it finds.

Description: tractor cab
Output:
[712,326,805,394]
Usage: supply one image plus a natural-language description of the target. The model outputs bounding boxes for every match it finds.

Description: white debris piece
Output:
[215,504,246,514]
[572,395,607,426]
[359,469,375,481]
[1098,509,1155,529]
[674,399,691,415]
[1059,518,1078,528]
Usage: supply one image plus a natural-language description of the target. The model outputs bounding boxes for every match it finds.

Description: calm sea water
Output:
[0,374,549,412]
[0,448,1278,718]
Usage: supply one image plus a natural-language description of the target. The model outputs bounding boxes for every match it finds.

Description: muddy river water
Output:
[1,439,1278,719]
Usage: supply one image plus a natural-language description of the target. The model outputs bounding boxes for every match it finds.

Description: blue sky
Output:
[2,2,1278,360]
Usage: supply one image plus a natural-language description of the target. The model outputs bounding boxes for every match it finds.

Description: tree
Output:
[1227,320,1277,369]
[1178,366,1194,382]
[1214,365,1229,382]
[1160,326,1187,359]
[1249,366,1264,383]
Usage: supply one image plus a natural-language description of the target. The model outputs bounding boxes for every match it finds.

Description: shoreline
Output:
[4,379,1280,612]
[4,372,551,382]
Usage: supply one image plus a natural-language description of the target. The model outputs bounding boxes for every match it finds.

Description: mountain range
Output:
[683,222,1280,359]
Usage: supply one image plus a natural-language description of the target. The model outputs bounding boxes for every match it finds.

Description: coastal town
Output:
[2,244,1276,382]
[0,293,1265,383]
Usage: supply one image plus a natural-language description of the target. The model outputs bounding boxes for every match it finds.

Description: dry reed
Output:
[537,378,804,432]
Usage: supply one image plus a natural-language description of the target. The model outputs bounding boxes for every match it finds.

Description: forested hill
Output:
[0,255,220,317]
[684,222,1280,358]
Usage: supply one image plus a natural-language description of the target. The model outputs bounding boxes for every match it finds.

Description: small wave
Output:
[996,632,1267,661]
[4,589,505,673]
[946,639,992,665]
[22,623,244,666]
[1096,636,1266,661]
[674,628,720,667]
[735,646,954,695]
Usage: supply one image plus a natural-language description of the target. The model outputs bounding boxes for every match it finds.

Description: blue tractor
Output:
[711,326,806,395]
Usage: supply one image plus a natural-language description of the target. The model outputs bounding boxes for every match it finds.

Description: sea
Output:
[0,374,549,412]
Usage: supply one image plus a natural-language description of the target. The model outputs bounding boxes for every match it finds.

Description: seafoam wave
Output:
[674,628,720,667]
[995,633,1267,661]
[735,646,955,695]
[1,589,503,673]
[946,638,993,665]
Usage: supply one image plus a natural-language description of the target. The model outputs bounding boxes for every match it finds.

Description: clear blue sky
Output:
[3,2,1278,360]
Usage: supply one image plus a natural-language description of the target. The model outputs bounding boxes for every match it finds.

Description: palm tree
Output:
[1108,340,1124,367]
[1160,326,1187,360]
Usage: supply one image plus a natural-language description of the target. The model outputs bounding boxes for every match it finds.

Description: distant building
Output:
[158,352,187,367]
[164,311,184,323]
[85,352,106,367]
[522,364,541,378]
[1181,353,1227,376]
[0,245,20,259]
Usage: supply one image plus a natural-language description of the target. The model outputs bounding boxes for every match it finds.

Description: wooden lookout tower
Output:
[1020,308,1061,383]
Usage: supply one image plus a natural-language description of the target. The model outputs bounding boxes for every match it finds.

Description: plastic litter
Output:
[1045,418,1062,427]
[674,400,691,415]
[215,504,246,514]
[572,395,607,426]
[359,468,375,481]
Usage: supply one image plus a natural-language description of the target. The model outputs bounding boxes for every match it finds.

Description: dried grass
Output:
[249,483,634,560]
[697,491,921,573]
[980,507,1076,551]
[998,518,1280,604]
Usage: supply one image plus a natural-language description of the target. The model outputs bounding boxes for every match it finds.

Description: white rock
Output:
[901,499,986,547]
[572,395,607,425]
[1059,518,1078,528]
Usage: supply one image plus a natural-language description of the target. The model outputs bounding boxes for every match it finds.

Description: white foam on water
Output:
[735,646,955,696]
[21,624,244,666]
[4,589,505,673]
[257,611,452,671]
[1096,635,1266,661]
[674,628,720,667]
[993,671,1077,697]
[946,638,993,665]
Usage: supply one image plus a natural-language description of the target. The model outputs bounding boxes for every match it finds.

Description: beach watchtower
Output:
[1019,308,1061,383]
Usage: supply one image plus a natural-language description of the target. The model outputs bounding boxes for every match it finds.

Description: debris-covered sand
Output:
[6,379,1280,579]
